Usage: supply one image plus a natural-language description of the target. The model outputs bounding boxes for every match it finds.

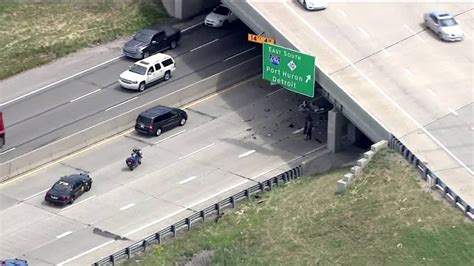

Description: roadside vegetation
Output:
[125,149,474,265]
[0,0,169,80]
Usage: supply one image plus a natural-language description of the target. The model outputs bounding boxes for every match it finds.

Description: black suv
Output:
[123,26,181,59]
[135,105,187,136]
[45,174,92,205]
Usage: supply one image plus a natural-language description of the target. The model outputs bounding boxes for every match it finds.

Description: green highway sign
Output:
[262,43,316,97]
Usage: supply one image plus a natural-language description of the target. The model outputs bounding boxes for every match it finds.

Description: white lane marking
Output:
[403,68,415,78]
[23,188,49,201]
[57,239,115,266]
[266,88,284,97]
[358,27,370,38]
[279,2,473,175]
[382,48,390,56]
[120,203,135,211]
[154,129,186,144]
[337,9,347,17]
[0,147,15,155]
[62,195,96,211]
[105,97,138,112]
[190,39,219,52]
[179,176,197,185]
[427,89,437,97]
[293,128,304,134]
[69,89,101,103]
[56,231,72,239]
[404,24,425,42]
[223,47,256,62]
[448,108,459,116]
[238,150,255,158]
[182,22,202,32]
[179,143,215,160]
[0,56,122,107]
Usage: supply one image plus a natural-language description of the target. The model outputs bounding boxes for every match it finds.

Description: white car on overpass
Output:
[424,11,464,41]
[298,0,328,11]
[204,4,237,27]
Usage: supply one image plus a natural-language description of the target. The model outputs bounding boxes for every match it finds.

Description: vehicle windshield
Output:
[133,32,153,43]
[52,181,71,192]
[440,18,457,27]
[213,6,229,15]
[129,64,147,75]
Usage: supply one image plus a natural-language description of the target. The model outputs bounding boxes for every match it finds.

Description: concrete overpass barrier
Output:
[0,56,262,181]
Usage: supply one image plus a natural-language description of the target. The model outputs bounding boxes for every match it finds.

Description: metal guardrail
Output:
[389,136,474,221]
[93,166,303,266]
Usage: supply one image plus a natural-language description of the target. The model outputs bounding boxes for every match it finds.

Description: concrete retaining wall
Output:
[0,56,262,181]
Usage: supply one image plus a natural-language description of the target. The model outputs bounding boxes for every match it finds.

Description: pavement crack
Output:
[58,162,90,174]
[92,227,130,241]
[186,107,218,120]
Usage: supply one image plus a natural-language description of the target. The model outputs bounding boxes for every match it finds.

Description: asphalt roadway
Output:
[0,19,259,162]
[0,75,359,264]
[248,1,473,207]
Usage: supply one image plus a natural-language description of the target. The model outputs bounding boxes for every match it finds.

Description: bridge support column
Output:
[327,109,355,152]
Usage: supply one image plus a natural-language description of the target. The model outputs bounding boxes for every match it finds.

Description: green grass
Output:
[124,149,474,266]
[0,0,169,80]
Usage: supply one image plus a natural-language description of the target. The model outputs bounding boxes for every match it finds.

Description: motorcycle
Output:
[126,149,142,171]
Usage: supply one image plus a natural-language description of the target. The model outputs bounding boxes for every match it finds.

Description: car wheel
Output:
[437,32,443,40]
[164,71,171,81]
[85,183,91,192]
[179,117,187,126]
[138,82,145,92]
[170,40,177,49]
[155,128,162,136]
[143,51,150,59]
[69,196,75,204]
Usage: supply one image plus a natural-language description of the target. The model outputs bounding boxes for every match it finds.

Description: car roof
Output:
[139,28,161,36]
[59,174,87,183]
[429,11,453,19]
[140,105,174,118]
[136,53,172,67]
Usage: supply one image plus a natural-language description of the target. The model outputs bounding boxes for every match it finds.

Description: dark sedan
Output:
[45,174,92,205]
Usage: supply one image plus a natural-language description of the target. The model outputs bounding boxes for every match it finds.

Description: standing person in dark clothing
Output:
[304,116,313,141]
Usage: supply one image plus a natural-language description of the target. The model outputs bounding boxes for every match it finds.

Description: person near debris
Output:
[304,116,313,141]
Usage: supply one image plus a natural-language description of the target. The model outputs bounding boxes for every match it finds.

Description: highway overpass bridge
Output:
[219,0,474,218]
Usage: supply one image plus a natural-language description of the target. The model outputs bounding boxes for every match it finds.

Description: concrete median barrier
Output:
[0,56,262,181]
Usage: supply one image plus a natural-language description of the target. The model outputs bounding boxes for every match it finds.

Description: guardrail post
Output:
[259,182,265,192]
[142,240,148,252]
[201,210,205,222]
[275,176,280,187]
[126,247,131,259]
[156,232,161,244]
[186,217,191,230]
[231,196,235,208]
[110,254,115,265]
[171,225,176,237]
[282,173,287,182]
[268,179,273,191]
[215,203,220,216]
[245,189,250,200]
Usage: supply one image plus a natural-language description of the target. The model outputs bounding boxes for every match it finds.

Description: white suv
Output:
[119,53,176,92]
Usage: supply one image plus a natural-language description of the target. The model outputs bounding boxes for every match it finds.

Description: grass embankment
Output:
[0,0,169,80]
[126,149,474,265]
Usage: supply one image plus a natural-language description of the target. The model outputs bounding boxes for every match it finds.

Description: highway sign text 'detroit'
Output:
[247,33,276,44]
[262,43,316,97]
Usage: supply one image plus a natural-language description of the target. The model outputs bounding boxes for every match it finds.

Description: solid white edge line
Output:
[278,2,473,175]
[190,38,219,52]
[56,231,73,239]
[266,88,284,97]
[179,176,197,185]
[154,129,186,144]
[448,108,459,116]
[182,22,202,32]
[70,89,102,103]
[62,195,96,211]
[178,143,215,160]
[105,97,138,112]
[120,203,135,211]
[23,188,49,201]
[0,147,15,155]
[238,150,256,158]
[292,128,304,134]
[0,56,122,107]
[223,47,256,62]
[57,239,115,266]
